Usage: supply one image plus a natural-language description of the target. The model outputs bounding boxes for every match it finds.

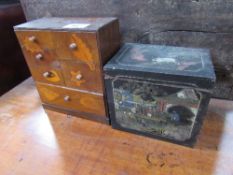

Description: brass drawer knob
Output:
[76,74,82,80]
[64,95,70,102]
[35,53,43,60]
[69,43,77,50]
[43,71,53,78]
[28,36,36,42]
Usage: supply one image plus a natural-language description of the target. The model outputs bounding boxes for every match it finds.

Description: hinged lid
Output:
[104,43,216,90]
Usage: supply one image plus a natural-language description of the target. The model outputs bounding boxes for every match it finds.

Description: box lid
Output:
[104,43,216,90]
[14,17,117,31]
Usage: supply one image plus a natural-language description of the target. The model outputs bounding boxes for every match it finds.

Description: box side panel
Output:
[97,19,121,65]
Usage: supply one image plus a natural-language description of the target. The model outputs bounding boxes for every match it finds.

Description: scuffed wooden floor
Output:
[0,78,233,175]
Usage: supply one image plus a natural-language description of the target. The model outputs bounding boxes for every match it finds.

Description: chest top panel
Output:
[14,17,117,31]
[104,43,216,81]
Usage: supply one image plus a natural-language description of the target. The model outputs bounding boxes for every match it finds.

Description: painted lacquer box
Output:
[104,43,216,146]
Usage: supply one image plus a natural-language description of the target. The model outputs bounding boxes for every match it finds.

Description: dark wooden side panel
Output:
[98,19,121,65]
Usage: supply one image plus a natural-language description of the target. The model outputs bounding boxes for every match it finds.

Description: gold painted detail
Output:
[80,97,99,110]
[71,71,85,86]
[39,87,59,101]
[44,70,61,82]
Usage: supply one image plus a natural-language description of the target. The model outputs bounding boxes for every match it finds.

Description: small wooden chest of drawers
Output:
[14,17,120,123]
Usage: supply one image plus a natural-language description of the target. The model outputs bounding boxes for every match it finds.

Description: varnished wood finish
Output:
[15,31,55,54]
[15,31,65,85]
[53,32,100,67]
[14,17,121,123]
[98,19,121,64]
[1,78,233,175]
[43,103,108,124]
[36,82,106,117]
[60,60,103,93]
[15,31,103,90]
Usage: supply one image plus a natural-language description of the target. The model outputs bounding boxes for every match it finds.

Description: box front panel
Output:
[36,83,106,117]
[53,32,100,67]
[60,60,103,93]
[110,77,202,142]
[15,30,65,86]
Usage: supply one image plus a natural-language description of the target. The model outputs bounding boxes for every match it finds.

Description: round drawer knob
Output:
[64,95,70,102]
[76,74,82,80]
[28,36,36,42]
[35,53,43,60]
[69,43,77,50]
[43,71,53,78]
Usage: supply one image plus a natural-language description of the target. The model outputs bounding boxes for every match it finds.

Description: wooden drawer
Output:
[16,31,100,69]
[53,32,100,71]
[15,31,56,62]
[15,31,65,85]
[29,65,65,85]
[36,83,106,117]
[61,60,103,93]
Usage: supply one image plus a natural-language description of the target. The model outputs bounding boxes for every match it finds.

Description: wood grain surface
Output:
[15,31,65,85]
[15,30,103,91]
[14,18,121,123]
[1,78,233,175]
[53,32,100,69]
[98,19,121,65]
[36,82,106,117]
[60,60,103,93]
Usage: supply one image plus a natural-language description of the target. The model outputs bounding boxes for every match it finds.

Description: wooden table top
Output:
[0,78,233,175]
